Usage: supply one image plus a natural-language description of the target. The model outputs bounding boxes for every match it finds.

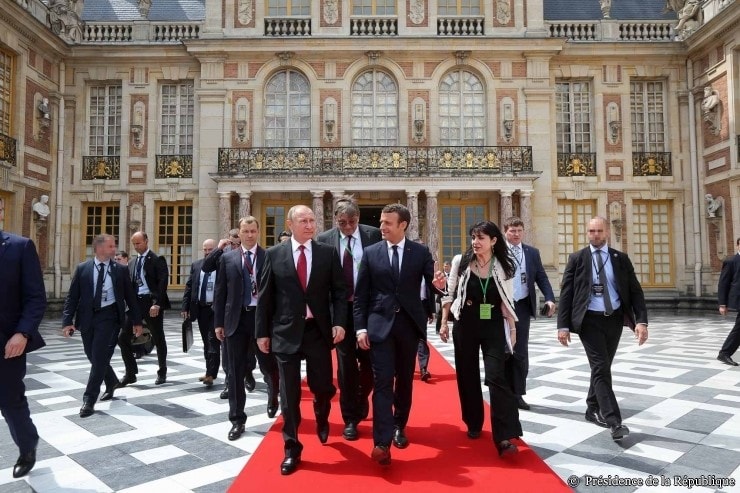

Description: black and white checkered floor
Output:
[1,312,739,492]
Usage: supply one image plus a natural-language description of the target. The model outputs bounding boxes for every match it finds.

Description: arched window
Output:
[264,70,310,147]
[439,69,485,146]
[351,70,398,146]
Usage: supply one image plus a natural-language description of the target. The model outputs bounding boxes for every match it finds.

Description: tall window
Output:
[440,203,486,263]
[0,192,11,231]
[89,85,122,156]
[630,81,666,153]
[352,0,397,15]
[267,0,310,15]
[438,0,481,15]
[351,70,398,146]
[556,81,592,153]
[0,48,13,135]
[556,200,596,273]
[263,204,290,246]
[264,70,310,147]
[632,200,673,286]
[439,70,485,146]
[156,202,192,287]
[83,204,121,260]
[160,82,194,155]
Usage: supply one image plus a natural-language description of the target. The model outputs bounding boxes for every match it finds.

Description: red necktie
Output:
[297,245,307,292]
[343,236,354,300]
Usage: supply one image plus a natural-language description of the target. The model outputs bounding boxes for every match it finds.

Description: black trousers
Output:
[720,311,740,357]
[336,301,373,425]
[274,320,335,458]
[578,309,624,426]
[195,304,220,378]
[452,306,522,443]
[369,310,419,447]
[118,294,167,377]
[81,305,121,403]
[227,308,278,424]
[0,353,38,455]
[416,340,430,371]
[508,297,533,396]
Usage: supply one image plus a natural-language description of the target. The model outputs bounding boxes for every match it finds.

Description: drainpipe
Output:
[687,59,702,297]
[53,62,65,298]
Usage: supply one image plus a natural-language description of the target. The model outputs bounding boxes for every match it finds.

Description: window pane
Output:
[439,70,485,146]
[351,70,398,146]
[264,71,310,147]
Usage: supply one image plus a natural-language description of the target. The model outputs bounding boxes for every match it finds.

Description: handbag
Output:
[131,327,152,346]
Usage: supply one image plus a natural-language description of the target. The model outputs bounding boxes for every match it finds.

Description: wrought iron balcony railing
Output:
[155,154,193,179]
[82,155,121,180]
[632,152,672,177]
[0,132,17,167]
[557,152,597,177]
[217,146,533,177]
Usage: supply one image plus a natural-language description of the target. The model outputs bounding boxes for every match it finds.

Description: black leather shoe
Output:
[718,353,739,366]
[155,375,166,385]
[467,429,481,439]
[280,455,301,475]
[516,396,531,410]
[100,386,116,401]
[316,419,329,444]
[12,449,36,478]
[420,369,431,382]
[118,374,137,387]
[392,428,409,449]
[79,402,94,418]
[585,409,609,428]
[267,399,279,419]
[496,440,519,457]
[371,445,391,465]
[228,423,245,441]
[220,386,229,399]
[610,424,630,441]
[244,373,256,392]
[343,422,359,441]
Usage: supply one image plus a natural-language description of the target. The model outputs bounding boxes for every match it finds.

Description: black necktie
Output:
[135,255,144,292]
[93,263,105,310]
[343,236,354,300]
[243,250,253,307]
[200,270,210,303]
[595,250,613,315]
[391,245,400,284]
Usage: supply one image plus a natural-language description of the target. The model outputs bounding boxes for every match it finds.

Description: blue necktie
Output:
[595,250,613,315]
[93,263,105,310]
[200,271,210,303]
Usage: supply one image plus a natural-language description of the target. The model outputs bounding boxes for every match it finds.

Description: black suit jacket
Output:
[520,243,556,316]
[256,240,347,354]
[63,260,143,330]
[129,250,171,309]
[354,239,436,342]
[718,254,740,310]
[0,232,47,353]
[316,224,383,255]
[182,258,210,320]
[557,246,647,334]
[213,246,265,337]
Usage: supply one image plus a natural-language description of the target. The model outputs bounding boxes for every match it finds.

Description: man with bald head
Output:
[118,231,171,386]
[182,239,221,387]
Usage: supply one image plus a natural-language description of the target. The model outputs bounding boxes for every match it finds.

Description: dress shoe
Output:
[12,449,36,478]
[118,374,137,387]
[228,423,245,441]
[280,455,301,475]
[496,440,518,457]
[100,386,116,401]
[371,445,391,466]
[610,424,630,441]
[266,397,279,418]
[717,353,739,366]
[343,422,359,441]
[220,386,229,399]
[79,401,95,418]
[420,369,431,382]
[244,372,256,392]
[202,376,214,387]
[392,428,409,449]
[155,375,166,385]
[516,396,531,410]
[467,429,481,439]
[198,375,207,382]
[316,419,329,444]
[584,409,609,428]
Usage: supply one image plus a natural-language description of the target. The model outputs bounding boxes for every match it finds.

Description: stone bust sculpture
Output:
[33,195,50,220]
[705,194,723,218]
[701,86,721,135]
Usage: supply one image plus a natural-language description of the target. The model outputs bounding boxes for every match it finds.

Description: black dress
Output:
[452,271,522,443]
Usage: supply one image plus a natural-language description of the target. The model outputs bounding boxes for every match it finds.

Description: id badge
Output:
[136,278,144,287]
[520,272,527,284]
[479,304,492,320]
[251,276,258,296]
[592,283,604,296]
[102,289,109,302]
[206,281,214,291]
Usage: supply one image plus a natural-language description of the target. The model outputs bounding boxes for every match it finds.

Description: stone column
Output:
[239,191,251,218]
[426,190,439,260]
[218,192,232,237]
[312,191,325,234]
[406,190,420,240]
[520,190,533,233]
[500,191,513,225]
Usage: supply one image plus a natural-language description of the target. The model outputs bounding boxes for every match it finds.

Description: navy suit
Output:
[509,243,555,396]
[63,259,142,403]
[182,258,220,379]
[354,238,435,446]
[717,254,740,359]
[0,232,46,457]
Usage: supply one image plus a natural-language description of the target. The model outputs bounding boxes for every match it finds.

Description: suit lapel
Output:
[0,232,10,264]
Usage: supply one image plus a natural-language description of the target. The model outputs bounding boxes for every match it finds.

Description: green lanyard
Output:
[477,258,494,303]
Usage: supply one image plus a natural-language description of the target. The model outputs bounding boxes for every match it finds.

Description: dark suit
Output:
[214,245,278,425]
[0,232,46,456]
[316,224,381,425]
[63,259,142,403]
[718,253,740,359]
[182,258,220,379]
[118,250,171,379]
[354,239,435,447]
[256,240,347,457]
[557,246,647,426]
[509,243,555,396]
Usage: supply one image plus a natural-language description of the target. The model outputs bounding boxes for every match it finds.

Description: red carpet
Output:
[229,344,570,492]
